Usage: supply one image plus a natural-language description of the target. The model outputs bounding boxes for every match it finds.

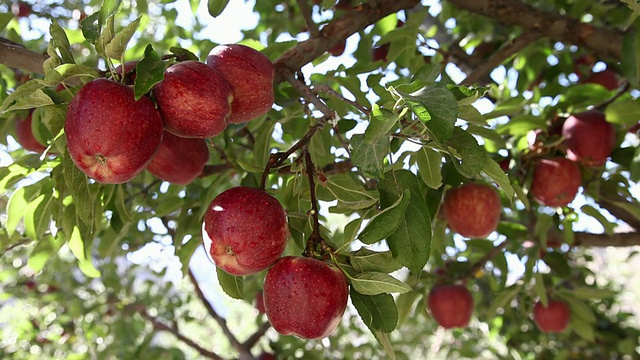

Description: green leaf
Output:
[170,46,199,61]
[373,330,397,360]
[68,225,87,262]
[350,249,403,273]
[63,152,94,227]
[99,0,122,30]
[621,22,640,87]
[134,44,169,100]
[216,267,244,299]
[569,316,595,342]
[605,100,640,126]
[208,0,231,17]
[78,260,101,278]
[486,285,521,316]
[96,14,115,56]
[42,64,100,86]
[534,272,548,307]
[557,292,597,323]
[80,12,101,43]
[350,272,411,295]
[105,17,141,59]
[395,83,458,144]
[7,185,41,237]
[481,155,515,201]
[0,80,51,114]
[350,288,399,332]
[358,190,409,245]
[580,204,616,235]
[115,185,133,222]
[364,105,400,142]
[569,286,617,300]
[23,189,54,241]
[630,146,640,182]
[28,235,64,273]
[377,170,431,273]
[351,134,389,178]
[414,147,443,189]
[445,127,485,178]
[49,21,75,64]
[253,122,276,171]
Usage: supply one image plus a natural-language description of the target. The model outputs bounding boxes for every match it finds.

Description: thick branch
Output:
[574,231,640,247]
[445,0,623,62]
[0,37,47,74]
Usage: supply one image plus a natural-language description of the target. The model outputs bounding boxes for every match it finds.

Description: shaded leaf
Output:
[217,267,244,299]
[350,288,398,332]
[358,190,409,245]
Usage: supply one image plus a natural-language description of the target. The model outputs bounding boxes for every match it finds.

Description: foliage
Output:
[1,0,640,359]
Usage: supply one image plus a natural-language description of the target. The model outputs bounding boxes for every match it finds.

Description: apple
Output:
[533,298,570,333]
[202,186,289,276]
[629,122,640,135]
[263,256,349,339]
[530,157,582,207]
[257,353,276,360]
[154,60,233,138]
[328,39,346,56]
[428,284,474,329]
[146,131,209,185]
[442,183,501,238]
[15,111,47,153]
[372,44,389,62]
[114,60,139,85]
[11,2,31,18]
[255,290,266,314]
[65,78,163,184]
[585,68,619,90]
[206,44,274,124]
[562,110,616,167]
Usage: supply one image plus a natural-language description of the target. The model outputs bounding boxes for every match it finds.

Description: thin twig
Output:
[313,84,370,115]
[282,68,337,119]
[242,321,272,349]
[297,0,320,37]
[594,81,631,110]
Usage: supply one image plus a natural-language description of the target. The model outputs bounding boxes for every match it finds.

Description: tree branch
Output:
[445,0,623,62]
[0,37,47,74]
[242,321,271,350]
[573,231,640,247]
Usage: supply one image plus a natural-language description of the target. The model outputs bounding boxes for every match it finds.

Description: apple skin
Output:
[372,44,389,62]
[562,110,616,167]
[263,256,349,340]
[257,353,276,360]
[530,157,582,207]
[442,183,501,238]
[585,69,619,91]
[115,61,139,85]
[328,40,346,56]
[533,299,570,333]
[15,112,47,153]
[12,2,31,18]
[428,284,474,329]
[255,290,266,314]
[206,44,274,124]
[154,60,233,138]
[146,131,209,185]
[202,187,289,276]
[65,78,164,184]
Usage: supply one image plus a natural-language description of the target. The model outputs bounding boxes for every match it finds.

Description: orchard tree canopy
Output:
[1,0,640,359]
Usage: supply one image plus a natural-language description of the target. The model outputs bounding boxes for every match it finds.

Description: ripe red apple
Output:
[263,256,349,339]
[585,68,619,90]
[15,112,47,153]
[202,187,289,276]
[371,44,389,62]
[11,2,31,18]
[533,298,570,333]
[442,183,501,238]
[255,290,266,314]
[257,353,276,360]
[154,60,233,138]
[562,110,616,167]
[146,131,209,185]
[428,284,474,329]
[115,60,138,85]
[328,40,346,56]
[65,78,163,184]
[530,157,582,207]
[206,44,274,124]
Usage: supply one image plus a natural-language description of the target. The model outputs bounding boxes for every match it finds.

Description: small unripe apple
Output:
[562,110,615,167]
[65,78,163,184]
[15,112,47,153]
[530,157,582,207]
[202,187,289,276]
[533,299,570,333]
[154,60,233,138]
[428,284,474,329]
[263,256,349,339]
[146,131,209,185]
[206,44,274,124]
[442,183,501,238]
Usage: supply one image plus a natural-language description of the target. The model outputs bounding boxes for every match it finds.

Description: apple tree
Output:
[1,0,640,358]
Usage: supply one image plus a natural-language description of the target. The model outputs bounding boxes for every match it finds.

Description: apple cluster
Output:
[58,44,274,185]
[202,186,349,340]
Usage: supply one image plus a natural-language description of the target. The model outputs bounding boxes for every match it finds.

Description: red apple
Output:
[202,187,289,276]
[206,44,274,124]
[442,183,501,238]
[11,2,31,18]
[562,110,616,167]
[146,131,209,185]
[65,78,163,184]
[585,68,619,91]
[263,256,349,339]
[371,44,389,62]
[629,122,640,135]
[154,60,233,138]
[115,60,139,85]
[428,284,474,329]
[255,290,266,314]
[533,298,570,333]
[257,353,276,360]
[530,157,581,207]
[328,40,346,56]
[15,111,47,153]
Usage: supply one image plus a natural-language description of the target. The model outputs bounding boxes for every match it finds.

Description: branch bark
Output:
[445,0,623,62]
[574,231,640,247]
[0,37,47,74]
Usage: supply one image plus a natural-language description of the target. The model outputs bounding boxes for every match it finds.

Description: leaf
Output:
[216,267,244,299]
[0,80,51,114]
[208,0,231,17]
[481,155,515,201]
[98,0,122,30]
[622,25,640,87]
[557,292,597,323]
[68,226,87,262]
[80,12,101,43]
[253,122,276,171]
[105,16,141,59]
[580,204,616,235]
[96,14,115,56]
[350,249,403,273]
[373,330,396,360]
[23,190,54,241]
[486,285,521,316]
[349,288,399,332]
[358,190,409,245]
[534,272,548,307]
[414,147,443,189]
[7,185,40,237]
[170,46,199,61]
[569,316,595,342]
[377,170,431,273]
[350,134,389,178]
[63,152,94,227]
[394,82,458,144]
[457,104,487,125]
[49,21,74,64]
[351,272,411,296]
[134,44,169,100]
[605,100,640,125]
[28,235,64,273]
[42,64,100,86]
[569,286,616,300]
[621,0,640,15]
[364,105,400,142]
[630,146,640,182]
